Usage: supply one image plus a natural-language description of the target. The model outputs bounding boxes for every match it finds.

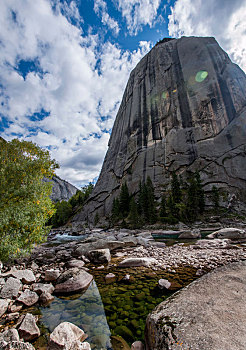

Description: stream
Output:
[32,233,207,349]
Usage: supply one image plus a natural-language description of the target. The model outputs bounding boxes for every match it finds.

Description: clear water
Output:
[39,281,112,349]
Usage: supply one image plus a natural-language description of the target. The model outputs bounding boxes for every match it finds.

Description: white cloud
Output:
[168,0,246,72]
[0,0,151,187]
[115,0,161,35]
[94,0,120,35]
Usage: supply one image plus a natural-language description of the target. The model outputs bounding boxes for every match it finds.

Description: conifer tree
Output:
[128,197,140,228]
[167,194,176,217]
[171,172,182,203]
[159,196,167,217]
[211,186,220,211]
[195,172,205,214]
[111,197,120,223]
[119,183,130,217]
[137,181,143,215]
[185,175,200,222]
[146,176,157,224]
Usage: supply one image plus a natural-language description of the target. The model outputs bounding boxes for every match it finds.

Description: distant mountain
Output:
[0,136,78,202]
[43,175,78,202]
[74,36,246,224]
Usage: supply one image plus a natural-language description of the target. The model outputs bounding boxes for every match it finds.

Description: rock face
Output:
[145,261,246,350]
[44,175,78,202]
[74,36,246,223]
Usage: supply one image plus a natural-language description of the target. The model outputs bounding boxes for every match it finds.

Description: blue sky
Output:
[0,0,245,188]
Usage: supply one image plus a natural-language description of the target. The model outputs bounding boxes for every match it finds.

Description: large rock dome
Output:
[74,36,246,224]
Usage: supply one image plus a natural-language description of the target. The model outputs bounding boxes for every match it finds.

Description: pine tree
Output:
[167,195,176,217]
[159,196,167,217]
[111,197,120,223]
[195,172,205,214]
[171,172,182,203]
[146,176,157,224]
[128,197,140,228]
[185,175,199,222]
[137,181,143,215]
[119,183,130,217]
[211,186,220,211]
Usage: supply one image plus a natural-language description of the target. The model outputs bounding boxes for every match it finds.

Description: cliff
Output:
[44,175,78,202]
[74,36,246,223]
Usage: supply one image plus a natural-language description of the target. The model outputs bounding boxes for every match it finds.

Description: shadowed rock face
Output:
[74,36,246,223]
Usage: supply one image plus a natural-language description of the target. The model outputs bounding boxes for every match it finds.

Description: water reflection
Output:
[39,280,112,349]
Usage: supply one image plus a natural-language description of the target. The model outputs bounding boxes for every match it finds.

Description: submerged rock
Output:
[145,261,246,350]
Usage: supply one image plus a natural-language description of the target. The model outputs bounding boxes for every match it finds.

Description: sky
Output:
[0,0,245,189]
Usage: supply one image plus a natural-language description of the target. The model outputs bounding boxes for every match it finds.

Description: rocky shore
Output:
[0,226,246,349]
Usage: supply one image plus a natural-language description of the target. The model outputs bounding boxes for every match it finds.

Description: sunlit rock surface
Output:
[44,175,78,202]
[145,261,246,350]
[74,36,246,223]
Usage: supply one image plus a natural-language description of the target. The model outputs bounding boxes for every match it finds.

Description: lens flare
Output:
[195,71,208,83]
[162,91,169,99]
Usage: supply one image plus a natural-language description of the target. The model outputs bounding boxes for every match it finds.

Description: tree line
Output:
[50,183,94,227]
[111,173,220,228]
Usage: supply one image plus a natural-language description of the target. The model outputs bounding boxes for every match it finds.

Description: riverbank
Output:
[0,226,246,349]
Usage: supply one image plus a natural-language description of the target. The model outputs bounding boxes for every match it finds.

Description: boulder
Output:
[0,298,10,317]
[18,313,40,341]
[119,258,158,268]
[131,341,144,350]
[45,269,61,282]
[194,238,231,249]
[39,291,55,305]
[178,229,201,239]
[65,260,85,269]
[70,341,91,350]
[54,271,93,295]
[0,277,22,299]
[17,290,39,307]
[0,328,19,346]
[145,261,246,350]
[105,273,116,284]
[207,227,246,240]
[48,322,87,350]
[32,283,55,295]
[4,341,35,349]
[158,279,171,290]
[88,249,111,264]
[11,270,36,284]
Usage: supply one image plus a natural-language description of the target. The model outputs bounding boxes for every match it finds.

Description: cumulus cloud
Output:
[168,0,246,72]
[0,0,151,187]
[94,0,120,35]
[115,0,161,35]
